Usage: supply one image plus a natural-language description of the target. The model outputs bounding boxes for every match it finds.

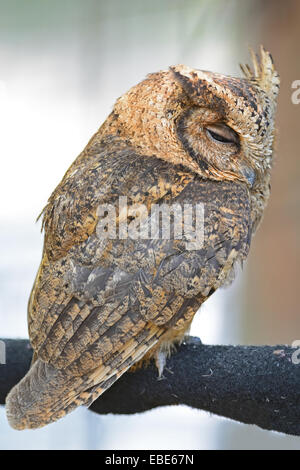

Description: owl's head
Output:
[170,47,279,188]
[100,46,279,230]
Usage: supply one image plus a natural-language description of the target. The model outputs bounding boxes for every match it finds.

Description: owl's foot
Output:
[154,350,167,379]
[154,335,201,378]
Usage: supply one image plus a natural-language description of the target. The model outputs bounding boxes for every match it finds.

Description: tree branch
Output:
[0,338,299,436]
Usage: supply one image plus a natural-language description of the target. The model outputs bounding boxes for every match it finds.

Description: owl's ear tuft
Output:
[240,46,280,101]
[170,65,225,112]
[170,65,209,101]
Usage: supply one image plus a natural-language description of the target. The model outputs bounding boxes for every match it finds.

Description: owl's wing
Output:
[7,137,251,429]
[28,137,198,365]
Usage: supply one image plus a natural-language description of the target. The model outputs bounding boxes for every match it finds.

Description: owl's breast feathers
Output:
[8,136,252,429]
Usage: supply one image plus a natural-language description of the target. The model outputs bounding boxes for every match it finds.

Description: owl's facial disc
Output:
[176,107,256,187]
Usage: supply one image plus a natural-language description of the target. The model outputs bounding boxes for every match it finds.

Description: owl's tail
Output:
[6,359,92,429]
[5,357,127,430]
[6,325,162,429]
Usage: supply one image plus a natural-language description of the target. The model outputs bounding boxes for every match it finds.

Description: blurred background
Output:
[0,0,299,450]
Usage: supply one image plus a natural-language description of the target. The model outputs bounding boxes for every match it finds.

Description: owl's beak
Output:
[240,165,256,188]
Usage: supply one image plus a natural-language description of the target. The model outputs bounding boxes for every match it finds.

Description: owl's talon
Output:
[157,374,166,381]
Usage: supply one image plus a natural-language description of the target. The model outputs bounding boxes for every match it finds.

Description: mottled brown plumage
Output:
[6,46,279,429]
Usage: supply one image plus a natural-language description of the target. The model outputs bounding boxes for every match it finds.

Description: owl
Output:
[6,47,279,429]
